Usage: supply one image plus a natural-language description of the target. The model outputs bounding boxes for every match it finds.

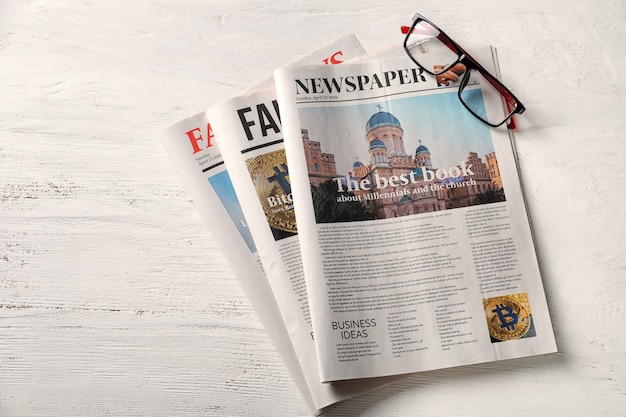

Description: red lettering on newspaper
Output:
[185,123,214,154]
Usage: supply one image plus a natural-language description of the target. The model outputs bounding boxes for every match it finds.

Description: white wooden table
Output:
[1,1,624,416]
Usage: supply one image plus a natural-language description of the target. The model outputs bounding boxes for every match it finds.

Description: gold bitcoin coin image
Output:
[246,149,297,235]
[483,293,531,342]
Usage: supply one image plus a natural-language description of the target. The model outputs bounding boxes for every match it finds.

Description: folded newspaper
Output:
[275,46,557,382]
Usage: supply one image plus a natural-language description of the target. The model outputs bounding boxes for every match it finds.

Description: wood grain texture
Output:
[1,1,624,416]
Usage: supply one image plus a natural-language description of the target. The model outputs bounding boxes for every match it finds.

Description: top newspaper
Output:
[275,47,557,382]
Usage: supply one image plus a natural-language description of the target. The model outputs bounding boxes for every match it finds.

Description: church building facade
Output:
[303,108,503,220]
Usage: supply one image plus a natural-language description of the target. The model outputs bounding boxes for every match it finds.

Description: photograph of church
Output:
[300,103,505,222]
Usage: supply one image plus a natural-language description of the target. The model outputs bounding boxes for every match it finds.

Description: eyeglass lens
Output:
[404,19,461,75]
[459,69,515,126]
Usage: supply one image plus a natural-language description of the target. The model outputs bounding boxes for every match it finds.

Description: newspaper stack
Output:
[160,35,557,414]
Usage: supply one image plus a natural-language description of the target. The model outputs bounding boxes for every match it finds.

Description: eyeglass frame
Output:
[402,13,526,129]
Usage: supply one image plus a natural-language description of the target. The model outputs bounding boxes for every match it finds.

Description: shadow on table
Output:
[318,352,566,417]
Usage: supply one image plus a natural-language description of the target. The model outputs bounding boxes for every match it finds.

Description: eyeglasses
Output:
[402,13,525,128]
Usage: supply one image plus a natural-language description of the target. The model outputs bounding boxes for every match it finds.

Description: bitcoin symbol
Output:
[492,304,519,331]
[483,295,531,342]
[246,149,298,236]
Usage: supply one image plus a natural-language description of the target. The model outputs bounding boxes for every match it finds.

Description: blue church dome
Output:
[369,139,386,150]
[366,111,401,132]
[415,140,430,157]
[353,160,365,169]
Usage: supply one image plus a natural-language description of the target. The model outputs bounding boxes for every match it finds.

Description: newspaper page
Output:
[161,36,397,412]
[159,112,315,410]
[275,47,557,382]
